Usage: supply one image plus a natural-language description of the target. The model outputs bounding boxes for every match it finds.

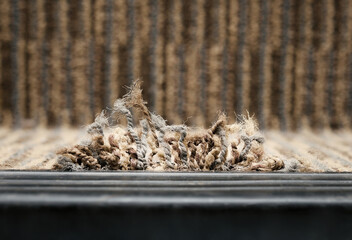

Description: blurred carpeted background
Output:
[0,0,351,130]
[0,0,352,171]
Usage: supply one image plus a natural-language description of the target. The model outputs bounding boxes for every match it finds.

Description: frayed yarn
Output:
[87,111,109,136]
[151,113,175,169]
[239,134,265,162]
[165,125,188,167]
[54,81,284,172]
[112,99,144,169]
[209,113,228,170]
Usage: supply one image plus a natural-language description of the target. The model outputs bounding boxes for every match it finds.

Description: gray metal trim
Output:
[1,171,352,208]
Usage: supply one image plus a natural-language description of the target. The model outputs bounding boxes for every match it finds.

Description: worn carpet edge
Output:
[1,82,352,172]
[53,82,279,172]
[1,80,351,173]
[0,127,351,172]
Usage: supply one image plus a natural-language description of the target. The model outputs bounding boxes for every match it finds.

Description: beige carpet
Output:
[1,0,351,173]
[1,127,351,172]
[1,0,352,130]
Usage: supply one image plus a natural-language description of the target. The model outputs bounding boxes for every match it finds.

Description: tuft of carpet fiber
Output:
[1,127,351,172]
[54,82,278,172]
[49,82,350,172]
[1,82,351,172]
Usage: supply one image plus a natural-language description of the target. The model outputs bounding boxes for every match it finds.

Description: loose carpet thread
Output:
[54,82,285,172]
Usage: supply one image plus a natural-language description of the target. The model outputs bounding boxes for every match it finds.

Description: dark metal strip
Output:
[1,171,352,180]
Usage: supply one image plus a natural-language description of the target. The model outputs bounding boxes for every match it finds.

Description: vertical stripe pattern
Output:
[0,0,351,130]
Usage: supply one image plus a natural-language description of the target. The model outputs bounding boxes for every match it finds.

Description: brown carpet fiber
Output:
[0,0,351,172]
[1,128,351,172]
[0,0,352,130]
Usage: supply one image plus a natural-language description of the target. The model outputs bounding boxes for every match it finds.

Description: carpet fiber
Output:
[1,128,351,172]
[0,0,352,129]
[0,0,351,172]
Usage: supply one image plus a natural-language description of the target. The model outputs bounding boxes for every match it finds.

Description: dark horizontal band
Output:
[1,171,352,208]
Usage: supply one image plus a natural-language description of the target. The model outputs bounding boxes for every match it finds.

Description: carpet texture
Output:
[0,81,351,173]
[0,0,352,129]
[54,82,273,172]
[0,0,351,172]
[1,128,351,172]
